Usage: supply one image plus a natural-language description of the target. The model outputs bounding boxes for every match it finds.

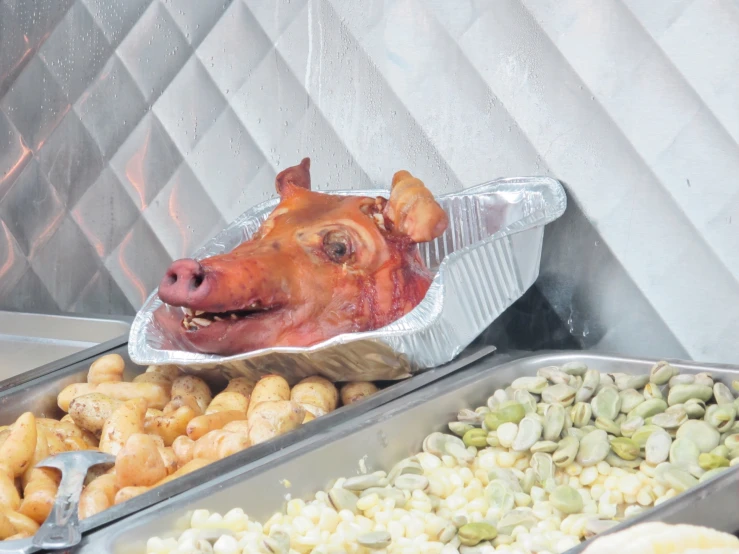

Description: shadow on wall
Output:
[478,184,689,360]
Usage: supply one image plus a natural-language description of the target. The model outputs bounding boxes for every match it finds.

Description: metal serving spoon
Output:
[0,450,115,554]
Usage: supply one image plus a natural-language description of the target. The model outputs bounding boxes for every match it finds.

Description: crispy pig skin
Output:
[154,158,448,356]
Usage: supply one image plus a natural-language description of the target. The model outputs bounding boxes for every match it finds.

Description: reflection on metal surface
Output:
[0,1,737,364]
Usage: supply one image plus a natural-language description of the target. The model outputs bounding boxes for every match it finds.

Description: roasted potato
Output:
[58,382,169,412]
[165,376,212,415]
[68,393,123,434]
[0,510,14,540]
[0,473,20,512]
[247,375,290,418]
[38,418,97,451]
[247,400,305,446]
[222,420,250,436]
[115,434,168,488]
[87,354,125,385]
[145,405,197,446]
[158,446,178,475]
[114,486,148,505]
[114,458,211,505]
[19,468,59,524]
[96,382,170,410]
[79,473,118,519]
[206,391,249,414]
[99,399,147,456]
[192,430,250,461]
[186,411,247,441]
[172,436,195,466]
[0,413,37,478]
[57,383,97,412]
[291,376,338,419]
[133,364,180,386]
[0,508,39,536]
[340,382,379,406]
[223,377,256,399]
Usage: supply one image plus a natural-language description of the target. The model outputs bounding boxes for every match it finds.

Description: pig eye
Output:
[323,230,352,262]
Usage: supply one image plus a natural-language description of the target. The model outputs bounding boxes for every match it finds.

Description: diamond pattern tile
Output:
[161,0,232,48]
[37,110,105,207]
[0,220,28,297]
[196,1,272,99]
[117,1,191,103]
[0,0,737,366]
[0,159,64,256]
[38,2,113,104]
[29,215,100,310]
[72,167,140,257]
[80,0,153,47]
[188,107,267,219]
[110,112,183,210]
[143,163,226,260]
[68,267,135,315]
[1,266,60,313]
[0,108,31,200]
[7,0,75,46]
[230,51,310,158]
[0,56,70,151]
[105,217,172,308]
[0,2,33,97]
[74,55,148,159]
[153,56,227,155]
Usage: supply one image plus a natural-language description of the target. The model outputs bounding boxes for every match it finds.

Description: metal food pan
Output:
[0,310,131,391]
[0,342,494,553]
[73,351,739,554]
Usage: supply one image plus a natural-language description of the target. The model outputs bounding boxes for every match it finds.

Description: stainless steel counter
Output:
[0,311,131,382]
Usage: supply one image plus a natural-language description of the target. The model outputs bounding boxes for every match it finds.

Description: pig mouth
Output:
[180,302,281,331]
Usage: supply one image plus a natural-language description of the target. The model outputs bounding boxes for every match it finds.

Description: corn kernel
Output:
[579,467,598,486]
[636,488,654,507]
[497,451,517,468]
[356,493,379,512]
[213,535,239,554]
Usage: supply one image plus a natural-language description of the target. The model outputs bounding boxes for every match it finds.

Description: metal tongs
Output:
[0,451,115,554]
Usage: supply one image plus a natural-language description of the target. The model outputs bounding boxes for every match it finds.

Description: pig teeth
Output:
[230,314,238,320]
[191,317,211,327]
[184,308,194,316]
[214,316,223,321]
[372,213,386,230]
[195,310,205,316]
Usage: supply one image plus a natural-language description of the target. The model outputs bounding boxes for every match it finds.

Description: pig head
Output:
[154,158,449,356]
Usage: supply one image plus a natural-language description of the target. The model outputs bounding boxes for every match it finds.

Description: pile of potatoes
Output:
[0,354,379,541]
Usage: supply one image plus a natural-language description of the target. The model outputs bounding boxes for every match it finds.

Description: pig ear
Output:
[383,170,449,243]
[276,158,311,197]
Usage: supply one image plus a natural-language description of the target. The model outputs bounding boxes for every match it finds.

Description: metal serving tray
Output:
[73,352,739,554]
[0,341,494,553]
[0,311,131,387]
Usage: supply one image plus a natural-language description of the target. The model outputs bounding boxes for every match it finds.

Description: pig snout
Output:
[158,259,210,307]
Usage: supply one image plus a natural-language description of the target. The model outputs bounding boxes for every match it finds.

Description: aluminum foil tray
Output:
[129,177,566,382]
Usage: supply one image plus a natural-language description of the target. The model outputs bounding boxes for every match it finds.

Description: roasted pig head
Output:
[154,158,449,355]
